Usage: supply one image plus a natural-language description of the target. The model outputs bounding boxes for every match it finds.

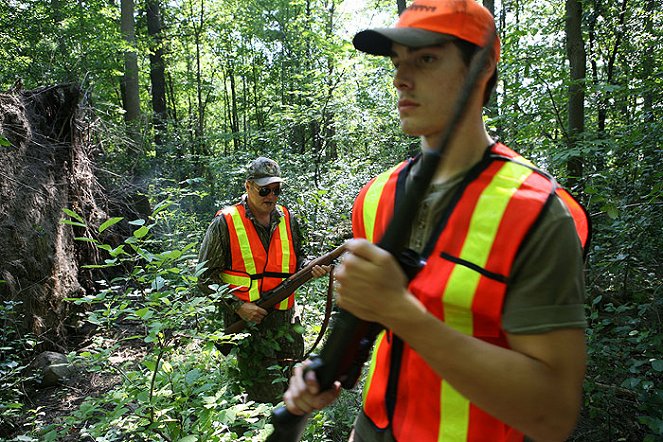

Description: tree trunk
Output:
[324,0,337,161]
[597,0,627,136]
[397,0,406,15]
[565,0,586,185]
[0,85,104,348]
[120,0,141,149]
[227,64,240,152]
[189,0,206,155]
[252,54,264,129]
[643,0,654,122]
[483,0,498,117]
[588,0,601,134]
[146,0,167,150]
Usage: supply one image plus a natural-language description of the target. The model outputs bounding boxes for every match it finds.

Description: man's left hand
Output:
[311,264,331,279]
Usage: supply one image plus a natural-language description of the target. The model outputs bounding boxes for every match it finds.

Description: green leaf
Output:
[652,360,663,372]
[0,135,11,147]
[177,436,198,442]
[60,219,87,228]
[185,369,201,385]
[99,217,124,233]
[135,307,152,319]
[153,200,174,216]
[129,218,146,226]
[144,360,156,371]
[74,237,98,243]
[166,250,183,259]
[621,377,641,389]
[133,225,150,239]
[62,208,85,223]
[152,276,166,291]
[81,263,118,269]
[601,203,619,220]
[108,245,127,258]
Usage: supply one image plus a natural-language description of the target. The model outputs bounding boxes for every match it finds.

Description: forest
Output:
[0,0,661,441]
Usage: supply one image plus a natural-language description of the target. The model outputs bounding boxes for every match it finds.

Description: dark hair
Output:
[452,39,498,106]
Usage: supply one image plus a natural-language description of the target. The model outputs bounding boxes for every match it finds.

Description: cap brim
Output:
[353,28,454,56]
[253,177,284,186]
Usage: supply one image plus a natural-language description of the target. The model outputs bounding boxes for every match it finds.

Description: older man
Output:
[199,156,327,404]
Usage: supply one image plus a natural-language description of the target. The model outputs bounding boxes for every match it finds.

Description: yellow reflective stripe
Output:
[220,273,251,286]
[443,162,533,334]
[361,330,386,403]
[228,207,260,302]
[277,207,291,274]
[439,380,469,442]
[462,162,533,269]
[442,265,477,335]
[277,206,291,310]
[509,152,535,168]
[363,164,401,243]
[439,162,532,437]
[363,330,386,404]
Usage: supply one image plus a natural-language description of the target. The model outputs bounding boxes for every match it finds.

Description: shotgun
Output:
[266,30,498,442]
[217,244,346,355]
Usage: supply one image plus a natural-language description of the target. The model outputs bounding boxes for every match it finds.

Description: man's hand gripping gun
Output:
[216,244,346,356]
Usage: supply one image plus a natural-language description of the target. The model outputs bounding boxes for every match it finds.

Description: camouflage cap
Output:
[246,157,284,186]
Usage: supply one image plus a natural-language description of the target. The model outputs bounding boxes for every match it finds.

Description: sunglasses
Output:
[256,185,282,197]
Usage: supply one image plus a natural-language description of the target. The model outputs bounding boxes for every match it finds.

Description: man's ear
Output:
[482,53,497,78]
[245,180,251,193]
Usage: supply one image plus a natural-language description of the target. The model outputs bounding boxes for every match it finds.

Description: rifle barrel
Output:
[219,244,346,356]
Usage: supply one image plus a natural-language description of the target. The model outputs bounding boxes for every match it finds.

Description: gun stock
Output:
[217,244,346,355]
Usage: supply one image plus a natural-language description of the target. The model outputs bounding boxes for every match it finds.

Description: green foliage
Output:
[4,186,361,441]
[584,295,663,439]
[0,300,38,437]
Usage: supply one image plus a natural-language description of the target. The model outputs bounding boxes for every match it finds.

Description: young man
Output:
[198,156,328,404]
[282,1,590,440]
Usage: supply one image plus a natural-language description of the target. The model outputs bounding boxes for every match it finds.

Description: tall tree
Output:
[483,0,498,117]
[397,0,406,15]
[147,0,167,149]
[565,0,585,184]
[120,0,142,148]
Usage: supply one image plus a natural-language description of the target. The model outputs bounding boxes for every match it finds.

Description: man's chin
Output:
[400,123,423,137]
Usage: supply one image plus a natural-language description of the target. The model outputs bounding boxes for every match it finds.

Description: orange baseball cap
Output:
[353,0,500,62]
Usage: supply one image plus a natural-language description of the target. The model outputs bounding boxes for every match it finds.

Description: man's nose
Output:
[393,64,413,90]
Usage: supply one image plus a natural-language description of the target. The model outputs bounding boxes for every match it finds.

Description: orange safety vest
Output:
[217,203,298,310]
[353,143,590,441]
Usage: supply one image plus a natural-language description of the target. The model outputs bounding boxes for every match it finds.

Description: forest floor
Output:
[13,325,149,441]
[10,324,644,442]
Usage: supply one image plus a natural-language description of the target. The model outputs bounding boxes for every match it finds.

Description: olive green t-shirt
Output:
[407,171,587,334]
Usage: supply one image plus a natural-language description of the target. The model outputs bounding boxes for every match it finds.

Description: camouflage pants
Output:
[224,308,304,404]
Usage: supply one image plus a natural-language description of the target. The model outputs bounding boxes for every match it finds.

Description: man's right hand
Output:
[283,362,341,415]
[236,302,268,323]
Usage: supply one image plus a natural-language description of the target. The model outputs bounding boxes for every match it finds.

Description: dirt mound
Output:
[0,84,107,349]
